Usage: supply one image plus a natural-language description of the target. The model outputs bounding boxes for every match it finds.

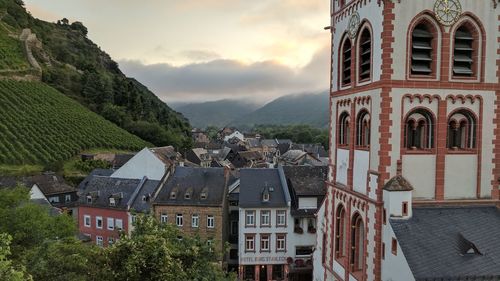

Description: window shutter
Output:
[411,24,433,75]
[359,30,371,81]
[342,40,352,86]
[453,27,473,76]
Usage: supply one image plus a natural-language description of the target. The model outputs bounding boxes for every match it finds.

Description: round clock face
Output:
[348,12,360,39]
[434,0,462,26]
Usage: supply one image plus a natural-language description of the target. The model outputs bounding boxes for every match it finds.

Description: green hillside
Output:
[0,0,192,149]
[0,23,29,71]
[0,80,148,165]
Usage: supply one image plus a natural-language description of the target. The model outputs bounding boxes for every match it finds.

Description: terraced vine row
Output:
[0,80,148,165]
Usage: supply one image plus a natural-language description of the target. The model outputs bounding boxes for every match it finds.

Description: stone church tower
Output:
[318,0,500,280]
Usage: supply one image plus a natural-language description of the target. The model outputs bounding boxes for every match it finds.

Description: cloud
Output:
[118,45,329,103]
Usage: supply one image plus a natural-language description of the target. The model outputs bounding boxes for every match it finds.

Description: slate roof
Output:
[383,175,414,191]
[239,168,289,208]
[246,138,261,148]
[150,146,179,164]
[78,169,114,191]
[261,139,278,147]
[391,206,500,281]
[154,167,236,207]
[29,174,76,195]
[78,176,160,212]
[291,143,328,158]
[283,166,327,196]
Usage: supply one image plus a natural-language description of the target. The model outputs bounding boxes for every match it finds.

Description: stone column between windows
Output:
[348,101,356,189]
[435,99,447,200]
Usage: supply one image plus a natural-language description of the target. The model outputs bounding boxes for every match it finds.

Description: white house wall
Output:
[298,197,317,210]
[336,149,349,185]
[353,150,369,195]
[29,184,46,200]
[381,222,415,281]
[111,148,165,180]
[444,155,477,199]
[402,155,435,199]
[238,208,294,265]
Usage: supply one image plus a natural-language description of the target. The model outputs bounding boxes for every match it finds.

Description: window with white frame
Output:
[276,234,286,252]
[84,215,91,227]
[277,210,286,227]
[245,210,255,227]
[260,210,270,226]
[96,236,103,247]
[207,215,215,228]
[107,217,114,230]
[108,237,114,245]
[260,234,270,252]
[96,216,103,229]
[245,235,255,252]
[115,219,123,230]
[65,194,71,202]
[49,196,59,203]
[161,214,168,224]
[192,214,199,228]
[176,214,183,227]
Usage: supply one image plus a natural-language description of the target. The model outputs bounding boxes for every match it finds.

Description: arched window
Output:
[350,214,365,271]
[356,110,370,147]
[358,28,371,82]
[410,22,435,76]
[453,23,477,77]
[341,38,352,87]
[338,112,350,146]
[335,205,346,258]
[447,110,476,149]
[404,109,435,149]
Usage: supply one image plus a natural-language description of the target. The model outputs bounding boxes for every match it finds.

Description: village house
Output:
[279,150,326,167]
[153,167,238,256]
[186,148,212,168]
[111,146,176,180]
[78,175,162,247]
[224,130,245,142]
[192,129,211,144]
[238,167,293,281]
[317,1,500,280]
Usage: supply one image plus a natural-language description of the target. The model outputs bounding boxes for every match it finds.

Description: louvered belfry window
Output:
[453,26,474,77]
[359,29,371,81]
[342,39,352,86]
[411,23,433,75]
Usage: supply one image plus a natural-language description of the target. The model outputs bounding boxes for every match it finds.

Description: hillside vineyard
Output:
[0,80,147,164]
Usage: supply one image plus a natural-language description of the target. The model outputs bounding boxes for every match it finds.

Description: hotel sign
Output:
[241,256,287,264]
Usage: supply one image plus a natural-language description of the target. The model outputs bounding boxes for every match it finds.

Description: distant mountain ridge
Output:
[173,99,261,128]
[231,91,329,129]
[173,91,329,129]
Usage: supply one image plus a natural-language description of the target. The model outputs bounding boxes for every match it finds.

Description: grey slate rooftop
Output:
[391,206,500,281]
[239,168,289,208]
[79,176,160,212]
[154,167,236,207]
[283,166,327,196]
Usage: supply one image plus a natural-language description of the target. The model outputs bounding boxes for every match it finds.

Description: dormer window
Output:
[86,195,92,204]
[170,188,178,199]
[262,192,270,202]
[200,188,208,200]
[185,188,193,200]
[109,197,116,207]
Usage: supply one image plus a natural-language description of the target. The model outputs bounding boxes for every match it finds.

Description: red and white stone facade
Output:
[317,1,500,280]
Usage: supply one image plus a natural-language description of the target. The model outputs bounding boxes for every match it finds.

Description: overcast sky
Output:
[24,0,330,103]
